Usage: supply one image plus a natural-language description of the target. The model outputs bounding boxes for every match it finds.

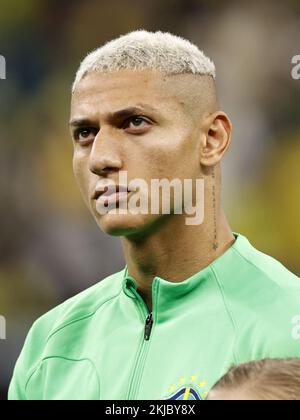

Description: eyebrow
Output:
[69,104,158,127]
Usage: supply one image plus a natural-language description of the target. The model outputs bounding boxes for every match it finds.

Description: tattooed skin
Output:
[212,168,219,251]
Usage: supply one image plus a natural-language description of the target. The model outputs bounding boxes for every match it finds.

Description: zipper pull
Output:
[144,312,153,341]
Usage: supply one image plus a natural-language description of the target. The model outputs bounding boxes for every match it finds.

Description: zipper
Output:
[126,279,157,399]
[144,312,153,341]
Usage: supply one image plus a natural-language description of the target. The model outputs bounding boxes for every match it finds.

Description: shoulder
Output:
[31,268,125,341]
[213,233,300,297]
[213,234,300,361]
[16,269,124,372]
[9,269,125,399]
[232,234,300,286]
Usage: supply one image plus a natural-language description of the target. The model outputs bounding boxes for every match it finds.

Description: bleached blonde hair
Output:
[72,30,216,92]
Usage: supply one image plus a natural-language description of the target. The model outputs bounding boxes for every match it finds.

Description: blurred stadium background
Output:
[0,0,300,400]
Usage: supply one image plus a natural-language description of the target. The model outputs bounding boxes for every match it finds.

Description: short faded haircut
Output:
[72,30,216,92]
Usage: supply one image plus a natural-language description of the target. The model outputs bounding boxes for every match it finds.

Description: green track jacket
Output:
[8,234,300,400]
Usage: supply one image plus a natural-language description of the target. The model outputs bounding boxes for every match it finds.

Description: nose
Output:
[89,129,123,176]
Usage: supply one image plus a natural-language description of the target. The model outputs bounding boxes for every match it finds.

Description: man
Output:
[9,30,300,400]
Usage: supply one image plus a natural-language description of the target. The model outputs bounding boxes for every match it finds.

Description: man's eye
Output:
[126,117,150,130]
[74,128,97,143]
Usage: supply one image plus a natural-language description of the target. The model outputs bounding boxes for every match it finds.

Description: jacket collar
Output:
[122,233,247,308]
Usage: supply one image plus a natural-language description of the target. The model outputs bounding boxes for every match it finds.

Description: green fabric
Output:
[8,234,300,400]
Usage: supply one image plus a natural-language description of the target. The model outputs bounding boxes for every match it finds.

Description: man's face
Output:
[70,69,206,237]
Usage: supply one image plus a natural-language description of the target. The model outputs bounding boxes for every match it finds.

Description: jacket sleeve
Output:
[8,325,38,400]
[8,307,61,400]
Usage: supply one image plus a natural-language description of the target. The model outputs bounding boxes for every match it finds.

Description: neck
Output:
[121,178,235,311]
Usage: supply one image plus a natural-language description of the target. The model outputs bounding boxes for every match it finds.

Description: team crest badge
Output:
[163,375,208,400]
[166,387,202,400]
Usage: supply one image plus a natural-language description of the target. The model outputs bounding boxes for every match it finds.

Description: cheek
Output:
[73,154,89,196]
[137,130,199,179]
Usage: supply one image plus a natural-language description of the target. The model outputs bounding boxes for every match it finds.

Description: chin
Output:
[95,211,155,237]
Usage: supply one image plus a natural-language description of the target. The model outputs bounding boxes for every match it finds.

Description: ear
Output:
[200,112,232,167]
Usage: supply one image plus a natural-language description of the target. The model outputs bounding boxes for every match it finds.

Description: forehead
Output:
[70,70,183,118]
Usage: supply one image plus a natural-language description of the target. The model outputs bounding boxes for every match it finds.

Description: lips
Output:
[93,184,129,199]
[93,183,132,207]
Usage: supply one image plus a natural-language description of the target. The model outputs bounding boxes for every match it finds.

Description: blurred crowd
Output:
[0,0,300,399]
